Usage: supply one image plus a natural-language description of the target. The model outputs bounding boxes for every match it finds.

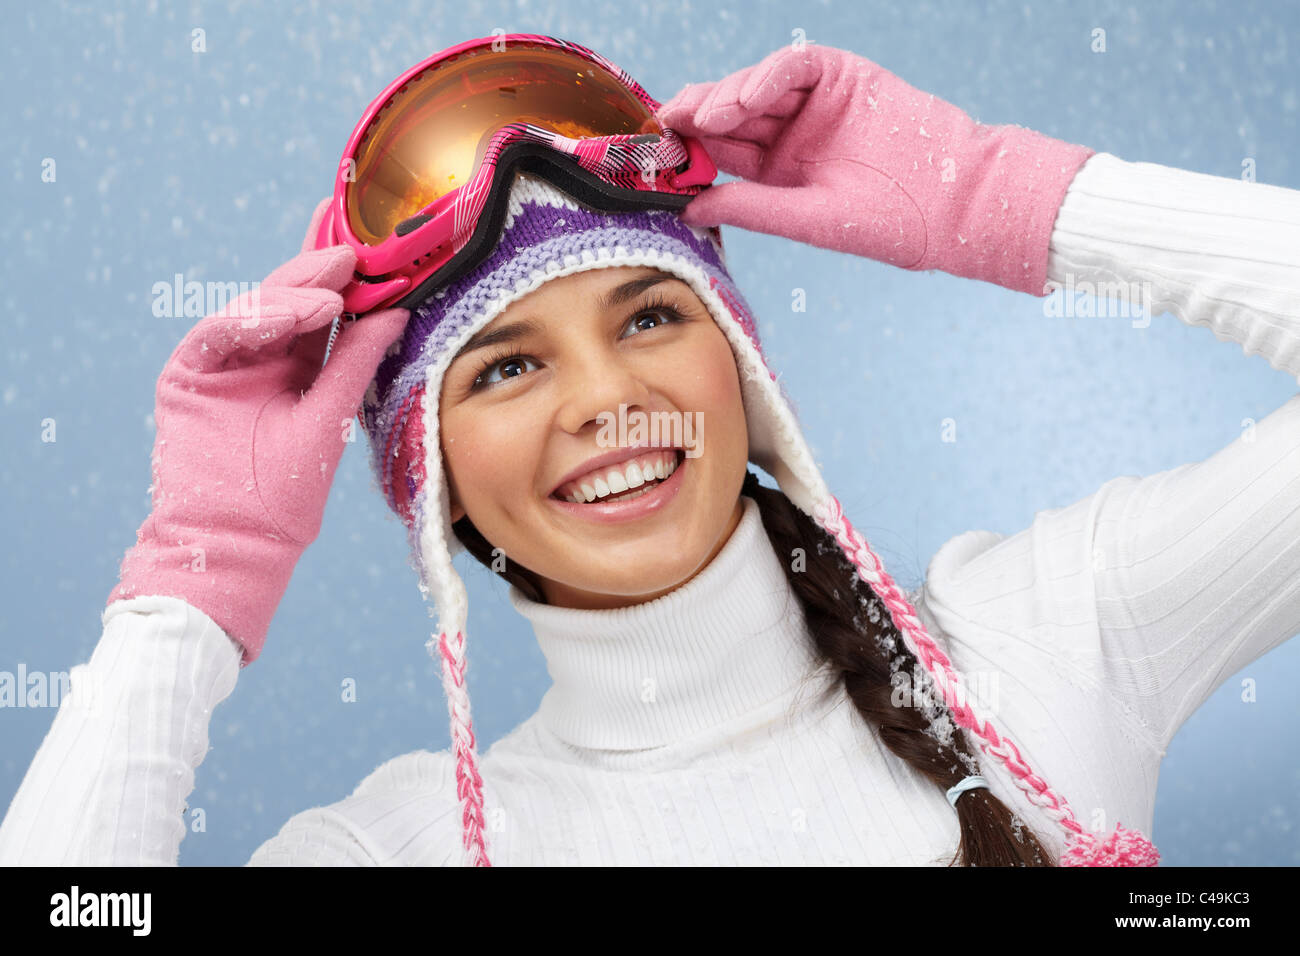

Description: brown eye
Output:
[471,354,538,391]
[632,312,669,332]
[623,304,686,337]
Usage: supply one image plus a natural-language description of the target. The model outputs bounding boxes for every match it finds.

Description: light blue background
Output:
[2,0,1297,865]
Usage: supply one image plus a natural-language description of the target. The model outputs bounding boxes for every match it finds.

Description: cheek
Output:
[440,400,545,512]
[683,334,744,421]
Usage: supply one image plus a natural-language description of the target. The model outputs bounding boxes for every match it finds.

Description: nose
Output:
[554,345,654,436]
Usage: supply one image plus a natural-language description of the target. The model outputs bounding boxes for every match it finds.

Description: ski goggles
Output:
[311,34,718,316]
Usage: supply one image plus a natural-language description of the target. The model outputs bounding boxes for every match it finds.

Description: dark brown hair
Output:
[452,468,1056,866]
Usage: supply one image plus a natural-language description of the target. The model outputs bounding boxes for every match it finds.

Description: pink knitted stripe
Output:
[394,388,430,525]
[438,630,491,867]
[381,382,425,512]
[708,276,778,383]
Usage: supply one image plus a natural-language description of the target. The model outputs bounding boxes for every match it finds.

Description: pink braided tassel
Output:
[812,494,1159,867]
[1060,823,1161,867]
[438,629,491,867]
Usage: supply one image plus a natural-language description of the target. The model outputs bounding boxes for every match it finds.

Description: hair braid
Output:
[741,469,1054,865]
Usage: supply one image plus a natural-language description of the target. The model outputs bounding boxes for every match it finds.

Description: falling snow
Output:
[3,0,1297,868]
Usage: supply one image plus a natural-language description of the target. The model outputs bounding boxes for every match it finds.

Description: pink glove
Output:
[655,45,1094,295]
[107,198,409,666]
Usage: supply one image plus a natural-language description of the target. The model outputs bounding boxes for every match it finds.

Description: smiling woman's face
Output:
[437,264,749,610]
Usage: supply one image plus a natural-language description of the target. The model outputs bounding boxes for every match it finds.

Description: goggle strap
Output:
[390,143,695,311]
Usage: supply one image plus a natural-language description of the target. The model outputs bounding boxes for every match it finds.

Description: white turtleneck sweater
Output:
[2,152,1298,866]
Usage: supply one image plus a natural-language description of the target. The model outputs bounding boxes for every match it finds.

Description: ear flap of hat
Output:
[391,384,467,561]
[409,362,469,642]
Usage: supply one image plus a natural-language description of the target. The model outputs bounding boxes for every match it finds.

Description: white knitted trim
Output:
[501,174,584,230]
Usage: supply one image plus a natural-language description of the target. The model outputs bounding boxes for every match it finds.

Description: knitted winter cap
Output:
[357,169,1158,867]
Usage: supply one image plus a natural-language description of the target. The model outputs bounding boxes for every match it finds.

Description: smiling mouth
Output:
[550,448,687,504]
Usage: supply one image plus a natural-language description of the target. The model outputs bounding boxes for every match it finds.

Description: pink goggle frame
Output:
[311,34,719,316]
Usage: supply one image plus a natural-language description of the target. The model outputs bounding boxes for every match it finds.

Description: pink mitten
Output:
[655,45,1094,295]
[107,198,409,666]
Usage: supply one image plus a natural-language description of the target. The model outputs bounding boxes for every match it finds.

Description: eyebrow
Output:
[451,274,683,362]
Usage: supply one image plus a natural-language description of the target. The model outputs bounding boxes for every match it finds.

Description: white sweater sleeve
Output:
[940,153,1300,758]
[1040,153,1300,754]
[0,596,242,865]
[1046,152,1300,383]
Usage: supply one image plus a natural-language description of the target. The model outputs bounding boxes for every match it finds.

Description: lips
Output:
[546,448,689,523]
[548,445,685,500]
[551,449,685,503]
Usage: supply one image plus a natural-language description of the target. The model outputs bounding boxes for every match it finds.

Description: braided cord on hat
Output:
[437,628,491,866]
[810,493,1160,867]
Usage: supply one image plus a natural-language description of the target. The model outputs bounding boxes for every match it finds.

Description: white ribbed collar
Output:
[507,495,826,752]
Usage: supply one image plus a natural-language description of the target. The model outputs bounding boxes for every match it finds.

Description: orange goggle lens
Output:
[348,43,662,246]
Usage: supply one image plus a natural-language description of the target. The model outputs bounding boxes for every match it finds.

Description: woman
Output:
[1,40,1297,867]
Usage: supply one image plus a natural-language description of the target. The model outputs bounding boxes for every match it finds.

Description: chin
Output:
[568,542,704,594]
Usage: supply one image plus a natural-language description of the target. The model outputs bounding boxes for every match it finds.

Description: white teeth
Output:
[557,450,681,503]
[606,483,656,503]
